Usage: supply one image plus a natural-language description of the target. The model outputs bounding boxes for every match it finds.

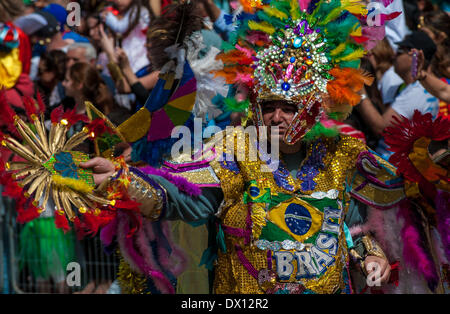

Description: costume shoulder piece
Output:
[161,134,223,188]
[348,148,406,209]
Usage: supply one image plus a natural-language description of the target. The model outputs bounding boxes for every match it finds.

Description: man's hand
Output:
[116,47,131,70]
[99,23,117,62]
[365,255,391,286]
[79,157,115,185]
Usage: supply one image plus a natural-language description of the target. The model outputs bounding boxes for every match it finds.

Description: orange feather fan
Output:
[326,67,373,107]
[217,50,254,66]
[239,0,264,13]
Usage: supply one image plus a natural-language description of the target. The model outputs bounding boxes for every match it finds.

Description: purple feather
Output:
[117,212,175,293]
[100,216,118,246]
[139,166,202,196]
[436,190,450,262]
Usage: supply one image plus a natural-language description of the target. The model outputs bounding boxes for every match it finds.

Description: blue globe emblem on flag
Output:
[249,185,260,198]
[284,203,312,236]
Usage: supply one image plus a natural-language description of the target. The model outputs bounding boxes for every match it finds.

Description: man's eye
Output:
[283,108,297,114]
[263,107,275,113]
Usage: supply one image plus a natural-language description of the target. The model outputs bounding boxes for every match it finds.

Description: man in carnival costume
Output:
[1,0,449,294]
[79,0,402,294]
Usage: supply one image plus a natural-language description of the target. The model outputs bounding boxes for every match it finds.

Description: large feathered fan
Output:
[0,93,112,225]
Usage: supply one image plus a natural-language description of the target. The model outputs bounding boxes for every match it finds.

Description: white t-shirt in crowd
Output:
[378,66,404,105]
[391,81,439,119]
[105,6,150,73]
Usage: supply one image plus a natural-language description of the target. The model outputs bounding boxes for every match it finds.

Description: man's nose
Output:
[271,108,284,124]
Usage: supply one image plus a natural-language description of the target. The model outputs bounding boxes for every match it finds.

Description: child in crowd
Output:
[101,0,151,75]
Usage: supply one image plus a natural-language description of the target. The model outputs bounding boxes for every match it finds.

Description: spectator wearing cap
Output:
[43,3,91,44]
[356,31,440,160]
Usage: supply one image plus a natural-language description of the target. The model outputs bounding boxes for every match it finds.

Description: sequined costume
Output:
[111,126,404,294]
[97,0,406,294]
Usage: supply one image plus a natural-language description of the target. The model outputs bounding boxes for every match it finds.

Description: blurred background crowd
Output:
[0,0,448,294]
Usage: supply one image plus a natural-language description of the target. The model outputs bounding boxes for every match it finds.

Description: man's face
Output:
[394,46,412,76]
[261,100,297,142]
[66,47,88,70]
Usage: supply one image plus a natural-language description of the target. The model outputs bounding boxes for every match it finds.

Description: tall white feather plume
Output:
[185,32,229,121]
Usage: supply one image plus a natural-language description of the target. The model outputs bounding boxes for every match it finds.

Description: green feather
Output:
[256,11,287,29]
[271,1,292,16]
[312,0,342,24]
[324,13,359,47]
[302,123,339,142]
[221,40,236,52]
[224,98,250,113]
[338,59,361,69]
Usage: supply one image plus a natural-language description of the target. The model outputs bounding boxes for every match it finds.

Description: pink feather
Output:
[246,31,270,45]
[299,0,312,11]
[235,73,253,84]
[235,45,253,58]
[398,200,439,291]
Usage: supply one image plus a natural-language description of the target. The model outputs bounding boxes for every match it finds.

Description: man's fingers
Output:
[79,157,102,168]
[93,173,111,186]
[380,266,391,284]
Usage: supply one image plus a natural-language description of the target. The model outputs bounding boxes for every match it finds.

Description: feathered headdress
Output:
[215,0,399,144]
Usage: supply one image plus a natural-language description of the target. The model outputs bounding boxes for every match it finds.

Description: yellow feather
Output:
[263,6,288,20]
[52,175,94,194]
[342,0,368,15]
[248,20,276,35]
[350,25,362,37]
[330,43,347,56]
[336,49,366,62]
[290,0,301,20]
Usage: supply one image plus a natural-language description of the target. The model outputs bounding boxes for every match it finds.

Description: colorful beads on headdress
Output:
[214,0,398,143]
[254,15,332,102]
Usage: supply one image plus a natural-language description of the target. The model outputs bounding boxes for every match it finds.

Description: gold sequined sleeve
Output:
[127,168,166,220]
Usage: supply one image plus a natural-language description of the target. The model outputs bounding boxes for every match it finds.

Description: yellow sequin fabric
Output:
[116,250,150,294]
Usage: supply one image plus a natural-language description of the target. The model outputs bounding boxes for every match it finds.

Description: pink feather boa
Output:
[398,200,439,291]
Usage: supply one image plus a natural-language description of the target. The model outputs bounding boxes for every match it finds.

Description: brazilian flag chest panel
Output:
[211,134,365,294]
